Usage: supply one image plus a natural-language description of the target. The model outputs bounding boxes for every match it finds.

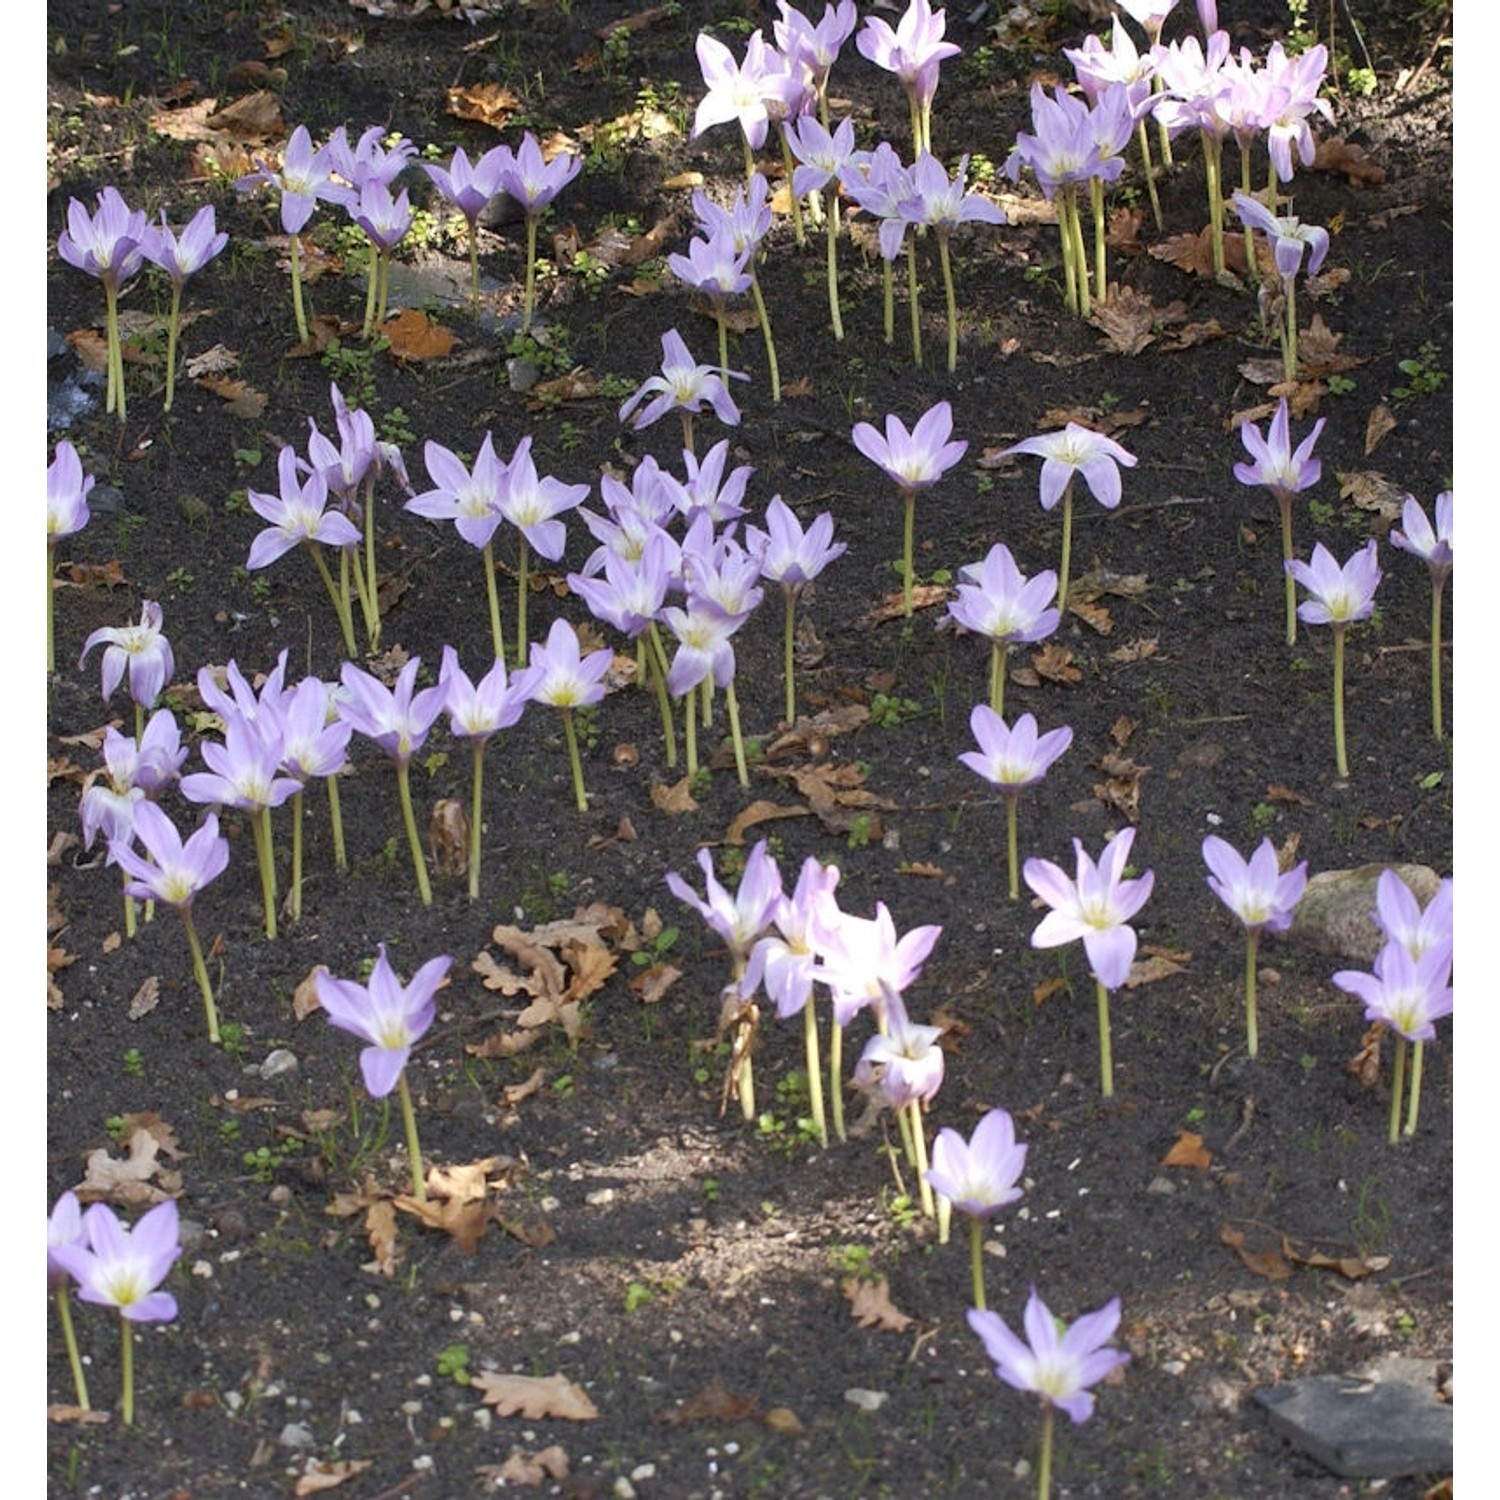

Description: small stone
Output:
[613,1479,637,1500]
[1161,1360,1187,1376]
[587,1188,617,1206]
[630,1462,657,1480]
[843,1388,888,1412]
[259,1048,299,1080]
[1147,1176,1177,1196]
[278,1422,316,1449]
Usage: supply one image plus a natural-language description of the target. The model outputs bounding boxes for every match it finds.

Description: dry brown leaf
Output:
[523,368,600,411]
[363,1199,398,1277]
[127,975,161,1020]
[465,1027,540,1059]
[427,1157,507,1203]
[1106,204,1144,250]
[781,375,814,398]
[1312,137,1387,185]
[428,797,468,876]
[1149,224,1252,278]
[1032,976,1067,1007]
[479,1446,572,1487]
[148,97,221,143]
[1095,750,1148,822]
[1363,404,1398,456]
[854,583,948,628]
[764,1406,805,1434]
[77,1128,179,1206]
[292,965,328,1022]
[1344,1021,1383,1087]
[1266,782,1314,808]
[1162,1130,1212,1170]
[724,799,809,845]
[630,963,682,1005]
[196,374,268,419]
[471,1371,599,1421]
[1160,319,1226,351]
[395,1194,491,1254]
[650,776,700,815]
[900,861,946,879]
[1125,946,1190,988]
[204,89,283,141]
[293,1459,373,1496]
[47,1405,112,1425]
[1281,1237,1389,1281]
[1338,468,1406,524]
[1031,642,1081,685]
[661,171,704,191]
[1219,1222,1292,1281]
[1110,716,1137,747]
[445,82,519,130]
[1089,285,1160,355]
[383,307,459,361]
[502,1067,547,1104]
[1069,598,1113,634]
[659,1380,759,1425]
[1108,637,1158,664]
[844,1277,914,1332]
[562,937,617,1004]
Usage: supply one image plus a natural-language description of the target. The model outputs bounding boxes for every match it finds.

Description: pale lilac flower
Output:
[742,856,841,1017]
[619,328,746,433]
[49,1190,88,1288]
[1332,940,1453,1044]
[774,0,858,95]
[747,496,845,589]
[179,713,299,816]
[854,984,945,1107]
[679,440,755,526]
[278,676,353,782]
[1391,491,1452,588]
[1261,41,1335,184]
[840,141,918,263]
[246,445,362,567]
[1065,19,1156,107]
[57,186,147,284]
[668,226,753,300]
[667,841,784,971]
[902,151,1008,234]
[79,600,174,710]
[1005,83,1110,198]
[692,173,774,259]
[423,143,512,222]
[1116,0,1178,31]
[1373,870,1452,962]
[80,712,186,851]
[236,125,356,235]
[1233,398,1324,504]
[925,1108,1028,1219]
[337,656,447,764]
[1231,191,1329,279]
[497,437,587,562]
[567,532,675,640]
[110,802,230,910]
[812,900,942,1029]
[786,114,860,199]
[522,618,613,710]
[1005,423,1136,511]
[1285,540,1380,626]
[853,400,967,492]
[141,204,227,286]
[50,1200,180,1324]
[316,944,453,1098]
[440,645,530,745]
[960,708,1072,794]
[856,0,960,145]
[1151,32,1234,142]
[1201,835,1307,934]
[968,1286,1129,1425]
[693,30,801,152]
[659,598,741,697]
[48,440,94,540]
[948,544,1060,647]
[325,125,416,191]
[496,130,582,216]
[350,178,413,255]
[1024,827,1153,990]
[406,434,508,550]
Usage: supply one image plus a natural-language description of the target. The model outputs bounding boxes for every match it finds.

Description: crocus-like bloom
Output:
[620,328,746,433]
[80,712,186,851]
[813,900,942,1029]
[960,707,1073,793]
[325,124,416,192]
[522,618,613,709]
[1231,191,1329,280]
[496,131,582,216]
[1005,83,1110,199]
[48,1190,88,1288]
[440,645,530,744]
[337,656,447,764]
[79,600,174,709]
[692,30,801,151]
[925,1108,1028,1219]
[667,840,784,970]
[497,436,588,561]
[316,944,453,1098]
[1285,540,1381,626]
[1201,835,1308,933]
[742,855,841,1017]
[679,440,754,527]
[968,1286,1129,1425]
[141,204,227,285]
[57,186,147,284]
[902,150,1009,234]
[246,445,362,567]
[1116,0,1178,29]
[1233,398,1325,504]
[1024,827,1154,990]
[278,676,352,783]
[774,0,858,94]
[855,984,945,1107]
[179,712,300,817]
[668,227,753,301]
[856,0,961,124]
[747,496,845,589]
[407,433,508,549]
[1005,422,1137,511]
[1391,491,1453,587]
[852,399,968,493]
[1332,940,1454,1044]
[48,440,94,540]
[659,598,742,697]
[1373,869,1452,961]
[786,114,861,200]
[110,802,230,910]
[422,143,511,221]
[236,124,356,235]
[50,1200,181,1324]
[350,179,414,255]
[948,544,1060,646]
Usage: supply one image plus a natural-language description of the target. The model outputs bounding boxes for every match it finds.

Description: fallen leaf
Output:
[1162,1130,1212,1170]
[382,307,458,361]
[661,171,704,191]
[477,1445,572,1487]
[1344,1021,1383,1087]
[1030,642,1082,685]
[149,96,221,143]
[395,1194,491,1254]
[1069,598,1112,634]
[427,1157,508,1203]
[1159,318,1227,351]
[650,777,699,815]
[1338,469,1406,524]
[292,965,328,1022]
[1110,716,1136,747]
[47,1405,111,1425]
[1364,404,1398,456]
[1032,976,1067,1007]
[502,1067,547,1104]
[844,1277,914,1332]
[465,1027,541,1059]
[77,1128,179,1206]
[471,1371,599,1421]
[196,373,268,419]
[204,89,283,141]
[1094,750,1148,822]
[854,583,948,628]
[630,963,681,1005]
[428,798,468,876]
[724,799,809,845]
[445,82,520,130]
[1312,137,1387,185]
[363,1199,398,1277]
[659,1380,759,1425]
[763,1406,805,1434]
[1280,1237,1389,1281]
[1108,636,1158,664]
[1124,949,1187,987]
[293,1459,373,1495]
[562,936,617,1005]
[1219,1222,1292,1281]
[1266,782,1313,808]
[523,367,600,411]
[127,975,161,1020]
[183,343,239,378]
[1149,224,1253,278]
[1089,285,1160,355]
[900,861,946,879]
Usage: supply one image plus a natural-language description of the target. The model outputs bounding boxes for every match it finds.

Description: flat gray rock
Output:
[1285,864,1441,963]
[1255,1358,1451,1478]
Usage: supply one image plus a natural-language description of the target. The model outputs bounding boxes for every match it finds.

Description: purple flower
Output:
[495,131,582,217]
[246,445,362,568]
[1024,827,1153,990]
[57,186,147,286]
[959,707,1072,793]
[692,30,801,152]
[968,1286,1129,1424]
[110,802,230,910]
[619,328,746,432]
[668,226,753,300]
[743,855,841,1018]
[497,436,588,562]
[666,840,784,969]
[948,543,1059,646]
[1285,540,1381,626]
[236,125,356,235]
[325,125,416,191]
[812,900,942,1029]
[567,532,675,640]
[1201,835,1308,934]
[316,944,453,1098]
[901,150,1008,233]
[407,434,509,550]
[925,1108,1028,1219]
[521,618,613,710]
[746,496,845,589]
[423,143,512,222]
[439,644,529,745]
[142,204,228,286]
[80,712,186,851]
[1231,191,1329,280]
[774,0,858,91]
[1005,84,1108,198]
[79,600,174,710]
[1232,398,1325,505]
[1005,422,1137,511]
[179,713,299,817]
[48,1190,88,1289]
[1262,41,1335,184]
[350,178,413,255]
[1332,940,1453,1044]
[786,114,860,199]
[856,0,961,121]
[50,1200,181,1324]
[659,598,741,697]
[1391,490,1452,588]
[679,440,754,526]
[852,400,967,493]
[337,656,447,764]
[278,676,353,782]
[48,440,94,541]
[854,984,945,1108]
[1373,870,1452,961]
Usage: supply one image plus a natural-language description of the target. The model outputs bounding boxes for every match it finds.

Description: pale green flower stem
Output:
[163,283,183,411]
[969,1214,987,1310]
[748,266,780,404]
[1006,794,1020,901]
[725,680,750,789]
[467,219,481,317]
[1282,273,1299,385]
[362,474,381,650]
[1095,976,1115,1098]
[327,773,348,873]
[561,707,589,813]
[901,489,917,617]
[1388,1032,1407,1145]
[1277,497,1298,646]
[701,674,712,729]
[1201,128,1226,277]
[122,875,138,940]
[1089,176,1108,304]
[1331,623,1349,779]
[1057,479,1076,616]
[938,231,958,372]
[715,305,730,382]
[1404,1041,1424,1138]
[908,1101,935,1218]
[55,1284,91,1410]
[395,760,434,905]
[105,282,127,421]
[1136,119,1162,231]
[1428,579,1445,740]
[48,544,57,675]
[250,806,279,940]
[516,534,531,663]
[989,642,1009,719]
[782,587,799,725]
[906,237,923,365]
[289,789,304,923]
[741,135,757,188]
[1057,194,1078,316]
[646,624,677,767]
[120,1313,136,1426]
[802,1000,828,1150]
[1065,189,1091,318]
[828,1021,846,1143]
[481,541,507,664]
[776,126,806,246]
[468,743,485,902]
[307,541,359,659]
[1037,1402,1056,1500]
[1244,928,1261,1059]
[289,233,310,345]
[882,254,895,344]
[679,410,695,459]
[182,906,221,1046]
[375,250,392,328]
[398,1070,427,1201]
[361,249,379,337]
[1239,146,1259,286]
[1153,74,1173,166]
[683,691,698,778]
[521,215,540,335]
[824,198,844,342]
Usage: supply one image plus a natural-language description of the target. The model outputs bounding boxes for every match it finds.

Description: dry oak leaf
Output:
[1338,468,1406,524]
[502,1066,547,1104]
[478,1446,572,1487]
[1219,1222,1292,1281]
[1089,285,1162,355]
[1030,642,1082,685]
[724,799,810,845]
[383,307,458,361]
[395,1193,491,1254]
[844,1276,914,1332]
[1149,223,1254,278]
[148,97,222,143]
[128,975,162,1020]
[650,776,700,815]
[1162,1130,1212,1170]
[854,583,948,628]
[196,373,268,419]
[471,1371,599,1421]
[1364,403,1398,457]
[445,82,519,130]
[1108,636,1159,664]
[1280,1237,1388,1281]
[363,1198,398,1277]
[1068,598,1112,634]
[1124,946,1189,988]
[292,964,329,1022]
[659,1381,759,1425]
[1312,137,1386,185]
[1344,1021,1384,1088]
[523,368,600,411]
[428,797,468,875]
[293,1459,373,1496]
[427,1157,509,1203]
[630,962,682,1005]
[76,1128,180,1206]
[204,90,283,141]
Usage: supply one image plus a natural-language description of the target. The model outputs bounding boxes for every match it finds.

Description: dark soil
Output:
[46,2,1453,1497]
